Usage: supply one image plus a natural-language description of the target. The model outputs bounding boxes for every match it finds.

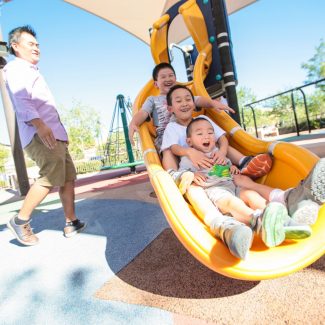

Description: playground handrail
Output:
[242,78,325,138]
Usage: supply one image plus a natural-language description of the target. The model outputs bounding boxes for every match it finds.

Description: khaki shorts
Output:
[25,134,76,187]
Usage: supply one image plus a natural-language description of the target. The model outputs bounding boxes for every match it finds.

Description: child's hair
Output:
[8,25,37,55]
[166,84,194,106]
[186,117,213,137]
[152,62,176,81]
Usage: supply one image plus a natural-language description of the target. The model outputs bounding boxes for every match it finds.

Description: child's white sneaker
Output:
[210,217,253,260]
[285,158,325,223]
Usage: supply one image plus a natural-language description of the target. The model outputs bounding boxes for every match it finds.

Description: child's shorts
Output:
[204,182,239,204]
[24,134,77,187]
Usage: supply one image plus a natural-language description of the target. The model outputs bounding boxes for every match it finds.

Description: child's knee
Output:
[240,189,266,208]
[240,189,256,201]
[217,194,235,211]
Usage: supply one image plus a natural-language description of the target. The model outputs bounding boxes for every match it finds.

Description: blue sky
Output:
[0,0,324,145]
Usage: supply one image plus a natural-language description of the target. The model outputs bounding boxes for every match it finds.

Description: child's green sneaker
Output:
[284,217,312,240]
[251,202,286,248]
[251,203,312,247]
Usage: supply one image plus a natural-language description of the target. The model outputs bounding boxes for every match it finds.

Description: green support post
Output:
[117,94,136,172]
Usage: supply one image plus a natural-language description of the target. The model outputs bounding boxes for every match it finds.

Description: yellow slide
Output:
[133,0,325,280]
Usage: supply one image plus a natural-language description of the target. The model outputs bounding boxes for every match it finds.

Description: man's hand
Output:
[29,119,56,149]
[212,99,235,114]
[36,123,57,149]
[187,148,214,169]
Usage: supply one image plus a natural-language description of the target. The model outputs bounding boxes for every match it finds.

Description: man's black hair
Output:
[166,84,194,106]
[8,25,37,55]
[152,62,176,81]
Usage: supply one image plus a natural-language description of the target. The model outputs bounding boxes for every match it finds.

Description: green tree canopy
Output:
[0,144,10,168]
[59,101,101,160]
[301,39,325,85]
[237,86,257,129]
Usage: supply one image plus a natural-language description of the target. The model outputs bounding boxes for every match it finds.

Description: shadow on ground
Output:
[0,196,172,323]
[1,198,168,274]
[99,228,260,300]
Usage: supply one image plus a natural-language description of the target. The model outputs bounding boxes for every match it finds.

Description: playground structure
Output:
[102,94,143,172]
[0,0,323,280]
[132,0,325,280]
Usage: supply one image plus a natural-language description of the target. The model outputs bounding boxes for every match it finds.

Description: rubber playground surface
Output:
[0,166,325,325]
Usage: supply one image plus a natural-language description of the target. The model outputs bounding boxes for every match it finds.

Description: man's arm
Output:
[128,110,149,145]
[195,96,235,114]
[5,64,56,149]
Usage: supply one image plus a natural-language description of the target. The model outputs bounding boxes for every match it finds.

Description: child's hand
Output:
[187,148,214,169]
[193,172,207,186]
[211,150,227,165]
[128,122,138,146]
[230,165,240,175]
[212,99,235,114]
[179,171,194,195]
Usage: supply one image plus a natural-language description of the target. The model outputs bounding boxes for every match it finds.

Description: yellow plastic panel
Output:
[179,0,210,53]
[150,14,170,64]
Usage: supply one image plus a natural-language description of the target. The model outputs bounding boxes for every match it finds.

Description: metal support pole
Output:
[247,105,259,138]
[241,106,246,131]
[298,88,311,133]
[169,43,193,81]
[183,51,193,81]
[117,94,135,172]
[290,91,300,136]
[211,0,241,125]
[0,40,30,195]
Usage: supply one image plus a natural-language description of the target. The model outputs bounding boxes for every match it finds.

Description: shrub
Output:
[74,160,102,175]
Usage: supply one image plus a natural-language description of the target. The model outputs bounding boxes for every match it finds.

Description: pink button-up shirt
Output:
[3,57,68,148]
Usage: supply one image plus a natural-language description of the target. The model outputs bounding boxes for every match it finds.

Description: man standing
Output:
[4,25,85,245]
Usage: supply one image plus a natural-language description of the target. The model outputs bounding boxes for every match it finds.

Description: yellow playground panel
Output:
[134,0,325,280]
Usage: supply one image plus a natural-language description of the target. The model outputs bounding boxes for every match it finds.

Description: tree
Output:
[301,39,325,88]
[301,39,325,127]
[59,101,101,160]
[237,86,257,108]
[236,86,257,130]
[0,144,9,166]
[237,40,325,135]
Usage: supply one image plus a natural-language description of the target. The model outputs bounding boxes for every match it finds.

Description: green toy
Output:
[208,164,231,178]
